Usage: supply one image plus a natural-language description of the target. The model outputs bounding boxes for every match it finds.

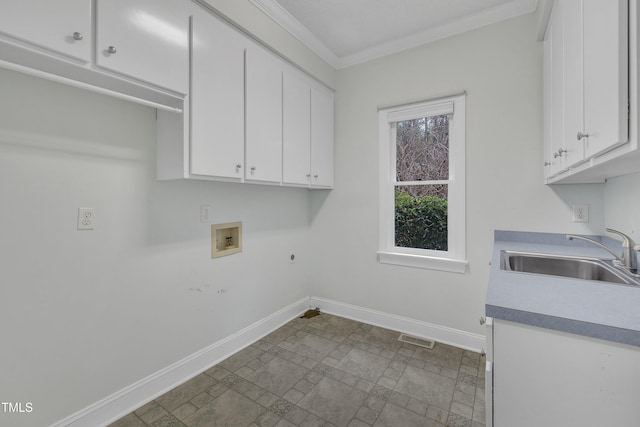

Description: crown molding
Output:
[249,0,340,68]
[338,0,539,68]
[250,0,538,70]
[536,0,555,41]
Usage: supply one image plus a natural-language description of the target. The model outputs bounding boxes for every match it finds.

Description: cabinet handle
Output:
[577,131,589,141]
[250,166,256,175]
[72,32,83,41]
[553,148,567,158]
[306,174,311,180]
[313,174,318,179]
[479,316,486,325]
[107,46,117,54]
[544,161,551,166]
[235,164,242,171]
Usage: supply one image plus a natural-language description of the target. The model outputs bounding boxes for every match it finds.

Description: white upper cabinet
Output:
[561,0,584,169]
[543,5,564,177]
[282,69,334,189]
[245,45,283,184]
[582,0,628,158]
[310,86,334,188]
[0,0,91,62]
[95,0,190,94]
[0,0,334,190]
[544,0,629,183]
[283,70,312,186]
[189,9,247,180]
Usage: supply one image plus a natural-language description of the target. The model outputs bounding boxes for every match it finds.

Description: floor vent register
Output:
[397,333,436,349]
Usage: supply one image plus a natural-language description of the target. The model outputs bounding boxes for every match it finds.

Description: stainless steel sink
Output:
[500,251,640,286]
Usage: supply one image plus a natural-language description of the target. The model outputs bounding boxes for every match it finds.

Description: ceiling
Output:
[249,0,539,69]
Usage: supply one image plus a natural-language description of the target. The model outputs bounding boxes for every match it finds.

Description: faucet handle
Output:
[605,228,636,248]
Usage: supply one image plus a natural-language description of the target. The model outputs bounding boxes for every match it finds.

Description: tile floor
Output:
[109,313,485,427]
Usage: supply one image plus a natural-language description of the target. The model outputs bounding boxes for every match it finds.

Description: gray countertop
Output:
[486,230,640,347]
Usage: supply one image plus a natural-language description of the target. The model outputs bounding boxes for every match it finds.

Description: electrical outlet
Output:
[572,205,589,223]
[77,207,95,230]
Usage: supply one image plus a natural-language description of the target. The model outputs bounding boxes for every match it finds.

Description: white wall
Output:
[0,68,311,426]
[604,173,640,239]
[309,12,604,340]
[0,4,617,426]
[0,2,339,425]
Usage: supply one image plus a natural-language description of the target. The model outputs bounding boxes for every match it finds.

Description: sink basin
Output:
[500,251,639,286]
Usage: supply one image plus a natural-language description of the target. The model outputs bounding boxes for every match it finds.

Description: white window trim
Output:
[377,93,467,273]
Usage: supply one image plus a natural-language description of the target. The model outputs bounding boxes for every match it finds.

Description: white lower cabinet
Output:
[489,319,640,427]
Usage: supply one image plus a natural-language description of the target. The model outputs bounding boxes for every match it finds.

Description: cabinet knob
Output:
[250,166,256,175]
[479,316,486,325]
[576,131,589,141]
[107,46,117,54]
[235,164,242,170]
[72,32,83,41]
[544,161,551,166]
[313,174,318,179]
[553,148,567,158]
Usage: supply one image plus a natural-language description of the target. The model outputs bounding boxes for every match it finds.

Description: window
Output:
[377,93,467,273]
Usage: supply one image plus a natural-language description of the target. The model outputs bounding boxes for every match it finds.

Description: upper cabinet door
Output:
[0,0,91,62]
[283,70,312,186]
[310,86,334,188]
[561,0,585,169]
[543,0,629,183]
[542,11,556,178]
[245,45,283,184]
[95,0,189,94]
[583,0,628,158]
[190,9,247,180]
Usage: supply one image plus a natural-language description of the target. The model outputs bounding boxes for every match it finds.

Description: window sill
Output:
[377,251,468,273]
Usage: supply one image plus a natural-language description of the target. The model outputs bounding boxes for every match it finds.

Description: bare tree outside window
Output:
[394,114,450,250]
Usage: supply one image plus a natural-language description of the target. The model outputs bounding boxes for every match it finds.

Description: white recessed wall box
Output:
[211,221,242,258]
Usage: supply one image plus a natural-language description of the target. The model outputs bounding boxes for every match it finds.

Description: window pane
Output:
[396,115,449,181]
[395,185,448,251]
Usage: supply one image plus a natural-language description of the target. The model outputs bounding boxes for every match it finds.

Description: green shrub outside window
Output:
[395,191,448,251]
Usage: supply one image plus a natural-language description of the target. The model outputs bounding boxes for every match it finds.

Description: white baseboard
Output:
[309,296,485,353]
[52,296,483,426]
[52,297,310,427]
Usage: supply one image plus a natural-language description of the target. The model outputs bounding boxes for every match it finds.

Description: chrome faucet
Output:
[566,228,639,273]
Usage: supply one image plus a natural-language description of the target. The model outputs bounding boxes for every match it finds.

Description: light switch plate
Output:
[200,205,212,223]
